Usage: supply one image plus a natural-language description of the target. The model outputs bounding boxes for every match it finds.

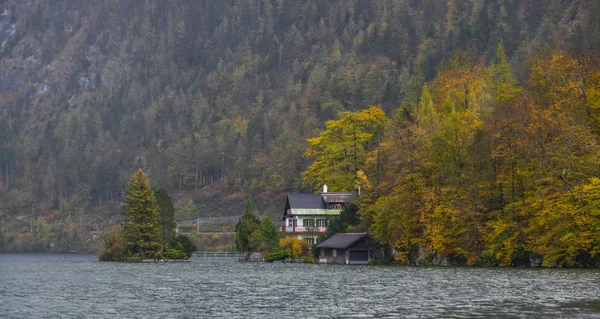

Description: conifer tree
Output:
[234,198,260,252]
[416,84,439,130]
[154,187,177,251]
[122,169,162,259]
[486,43,521,105]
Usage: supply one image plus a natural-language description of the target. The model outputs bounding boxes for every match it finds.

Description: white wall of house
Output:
[285,217,327,229]
[284,216,326,244]
[296,234,318,244]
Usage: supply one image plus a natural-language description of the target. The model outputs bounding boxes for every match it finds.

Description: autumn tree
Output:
[303,106,388,192]
[279,237,310,259]
[98,226,125,262]
[369,104,431,263]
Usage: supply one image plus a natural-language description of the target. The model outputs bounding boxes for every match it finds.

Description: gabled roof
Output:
[316,233,368,249]
[286,193,326,209]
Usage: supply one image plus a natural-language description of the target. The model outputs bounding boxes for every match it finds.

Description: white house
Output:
[281,185,355,244]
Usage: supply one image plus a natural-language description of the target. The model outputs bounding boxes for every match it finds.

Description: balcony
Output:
[281,226,327,233]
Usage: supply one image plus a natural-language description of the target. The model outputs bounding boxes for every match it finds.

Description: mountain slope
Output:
[0,0,597,252]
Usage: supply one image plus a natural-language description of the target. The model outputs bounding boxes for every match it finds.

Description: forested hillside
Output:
[0,0,598,255]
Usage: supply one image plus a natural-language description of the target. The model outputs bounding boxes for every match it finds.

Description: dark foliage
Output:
[169,234,197,258]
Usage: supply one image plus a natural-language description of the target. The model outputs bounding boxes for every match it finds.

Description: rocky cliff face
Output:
[0,1,133,136]
[0,1,37,93]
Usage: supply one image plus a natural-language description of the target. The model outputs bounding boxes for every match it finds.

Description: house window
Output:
[329,203,342,210]
[316,219,327,227]
[303,219,315,227]
[333,249,337,257]
[305,238,315,244]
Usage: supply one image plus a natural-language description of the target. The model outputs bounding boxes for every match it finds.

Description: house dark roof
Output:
[286,193,326,209]
[316,233,368,249]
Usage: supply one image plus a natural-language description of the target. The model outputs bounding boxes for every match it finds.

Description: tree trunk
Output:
[375,128,381,198]
[179,170,182,193]
[195,164,199,191]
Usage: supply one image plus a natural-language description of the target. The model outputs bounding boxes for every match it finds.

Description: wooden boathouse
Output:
[316,233,389,265]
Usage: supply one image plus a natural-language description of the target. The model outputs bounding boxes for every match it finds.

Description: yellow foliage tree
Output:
[279,237,310,258]
[303,106,388,192]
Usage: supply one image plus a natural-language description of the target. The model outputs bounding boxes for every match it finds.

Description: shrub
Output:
[264,248,289,262]
[164,249,188,260]
[125,256,143,263]
[98,241,125,262]
[302,255,315,263]
[279,237,310,258]
[169,234,197,258]
[98,226,126,262]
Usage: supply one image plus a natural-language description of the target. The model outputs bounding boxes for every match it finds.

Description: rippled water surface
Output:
[1,254,600,318]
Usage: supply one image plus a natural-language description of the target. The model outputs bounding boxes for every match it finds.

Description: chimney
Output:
[323,184,328,193]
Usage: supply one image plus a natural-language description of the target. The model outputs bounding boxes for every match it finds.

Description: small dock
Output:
[192,251,245,260]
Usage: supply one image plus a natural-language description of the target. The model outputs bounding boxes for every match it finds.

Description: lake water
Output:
[1,254,600,318]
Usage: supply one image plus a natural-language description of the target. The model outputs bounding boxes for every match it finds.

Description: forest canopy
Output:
[320,49,600,267]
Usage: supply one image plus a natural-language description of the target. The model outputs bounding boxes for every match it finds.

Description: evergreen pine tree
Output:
[234,198,260,252]
[154,187,177,251]
[486,43,520,104]
[122,169,162,259]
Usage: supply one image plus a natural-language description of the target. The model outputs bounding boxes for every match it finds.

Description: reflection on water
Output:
[1,254,600,318]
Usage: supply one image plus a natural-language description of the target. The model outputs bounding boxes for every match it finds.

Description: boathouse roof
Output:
[316,233,368,249]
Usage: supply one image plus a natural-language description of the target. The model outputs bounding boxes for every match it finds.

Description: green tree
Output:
[415,84,439,130]
[234,198,260,252]
[154,187,177,251]
[176,199,197,221]
[325,202,360,238]
[249,217,281,252]
[486,44,521,105]
[168,234,197,258]
[121,169,162,259]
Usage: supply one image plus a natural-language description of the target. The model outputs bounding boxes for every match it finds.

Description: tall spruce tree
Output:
[154,187,177,251]
[122,169,162,259]
[234,198,260,252]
